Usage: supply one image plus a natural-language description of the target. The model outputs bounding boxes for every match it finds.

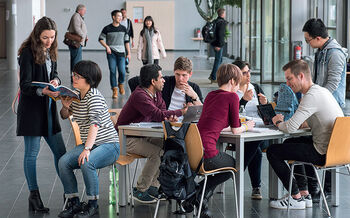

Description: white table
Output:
[117,124,339,218]
[191,37,206,58]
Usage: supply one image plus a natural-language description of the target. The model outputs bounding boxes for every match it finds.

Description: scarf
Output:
[145,28,154,64]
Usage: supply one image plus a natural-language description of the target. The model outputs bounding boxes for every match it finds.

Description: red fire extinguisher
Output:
[294,45,302,60]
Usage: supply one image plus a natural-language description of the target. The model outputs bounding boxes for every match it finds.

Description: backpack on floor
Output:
[158,121,202,200]
[202,21,217,43]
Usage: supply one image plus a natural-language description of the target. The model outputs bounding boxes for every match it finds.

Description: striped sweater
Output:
[70,88,118,145]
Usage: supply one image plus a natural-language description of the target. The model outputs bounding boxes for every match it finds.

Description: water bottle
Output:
[109,168,119,205]
[239,105,246,116]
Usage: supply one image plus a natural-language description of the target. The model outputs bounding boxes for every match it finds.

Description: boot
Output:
[112,87,118,98]
[58,197,83,218]
[28,190,49,213]
[118,83,125,95]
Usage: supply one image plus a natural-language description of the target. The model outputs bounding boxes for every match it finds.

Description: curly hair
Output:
[18,16,58,65]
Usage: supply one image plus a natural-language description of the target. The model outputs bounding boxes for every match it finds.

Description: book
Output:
[31,81,80,101]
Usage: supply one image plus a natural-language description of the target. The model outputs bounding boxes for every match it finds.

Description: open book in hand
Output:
[32,81,80,101]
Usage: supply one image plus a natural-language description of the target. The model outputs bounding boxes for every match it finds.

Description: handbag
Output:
[63,32,82,48]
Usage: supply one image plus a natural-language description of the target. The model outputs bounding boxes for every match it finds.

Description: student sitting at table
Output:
[182,63,255,217]
[116,64,187,203]
[128,56,203,121]
[58,61,120,217]
[267,60,343,210]
[232,60,269,200]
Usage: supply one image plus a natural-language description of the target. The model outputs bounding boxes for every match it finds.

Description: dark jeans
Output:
[106,52,126,88]
[247,140,269,188]
[266,136,326,195]
[209,47,223,80]
[142,59,159,65]
[69,45,82,73]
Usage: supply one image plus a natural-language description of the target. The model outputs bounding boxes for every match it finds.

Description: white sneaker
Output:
[270,195,306,210]
[303,194,313,208]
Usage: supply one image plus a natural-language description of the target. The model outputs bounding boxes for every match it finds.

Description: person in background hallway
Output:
[67,4,88,82]
[58,61,120,218]
[137,16,166,65]
[121,8,134,74]
[17,16,66,213]
[99,10,130,99]
[208,8,228,83]
[302,18,348,202]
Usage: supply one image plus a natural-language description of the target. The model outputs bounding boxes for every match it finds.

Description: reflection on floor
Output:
[1,51,350,217]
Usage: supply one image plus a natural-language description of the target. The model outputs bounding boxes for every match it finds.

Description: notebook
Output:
[257,104,276,126]
[182,105,203,123]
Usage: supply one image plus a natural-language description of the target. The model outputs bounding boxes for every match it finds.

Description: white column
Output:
[7,0,17,70]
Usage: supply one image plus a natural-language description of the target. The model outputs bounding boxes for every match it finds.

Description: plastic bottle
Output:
[109,168,119,205]
[239,105,246,116]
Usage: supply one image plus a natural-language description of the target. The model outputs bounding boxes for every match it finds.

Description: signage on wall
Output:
[133,7,143,23]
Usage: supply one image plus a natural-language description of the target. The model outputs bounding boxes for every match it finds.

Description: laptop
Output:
[257,104,276,126]
[182,105,203,123]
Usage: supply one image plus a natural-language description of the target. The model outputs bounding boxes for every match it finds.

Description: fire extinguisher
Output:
[294,45,302,60]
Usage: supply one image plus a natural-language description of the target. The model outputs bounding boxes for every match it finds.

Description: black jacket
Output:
[17,47,62,136]
[128,75,203,109]
[210,17,227,48]
[239,83,266,107]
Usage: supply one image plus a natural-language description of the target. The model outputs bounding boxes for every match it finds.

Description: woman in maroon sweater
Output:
[183,64,255,217]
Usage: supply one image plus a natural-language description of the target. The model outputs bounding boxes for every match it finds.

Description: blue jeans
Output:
[106,52,126,88]
[23,99,66,191]
[58,142,120,199]
[209,47,224,80]
[69,45,82,73]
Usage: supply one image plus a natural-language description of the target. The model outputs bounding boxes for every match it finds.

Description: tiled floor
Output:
[1,51,350,218]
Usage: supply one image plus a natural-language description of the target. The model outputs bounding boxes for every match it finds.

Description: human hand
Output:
[61,96,73,109]
[258,93,268,105]
[42,86,60,97]
[181,103,188,115]
[214,47,221,51]
[126,53,131,60]
[50,79,59,87]
[243,89,253,101]
[131,40,134,48]
[165,115,178,122]
[272,114,284,126]
[78,149,90,166]
[180,82,197,100]
[245,120,255,130]
[106,46,112,54]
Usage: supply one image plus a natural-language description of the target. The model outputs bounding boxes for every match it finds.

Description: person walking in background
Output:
[208,8,228,83]
[67,4,88,81]
[137,16,166,65]
[99,10,130,98]
[17,17,66,213]
[121,8,134,74]
[58,61,120,218]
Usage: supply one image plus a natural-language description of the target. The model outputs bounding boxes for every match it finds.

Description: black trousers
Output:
[266,136,326,195]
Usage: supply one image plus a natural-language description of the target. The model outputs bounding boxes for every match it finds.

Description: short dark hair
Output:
[282,60,311,77]
[302,18,328,38]
[121,8,126,11]
[111,10,121,18]
[73,60,102,88]
[217,64,242,87]
[232,60,250,70]
[140,64,162,88]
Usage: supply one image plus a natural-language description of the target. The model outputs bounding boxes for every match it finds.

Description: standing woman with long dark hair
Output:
[137,16,166,65]
[17,16,66,213]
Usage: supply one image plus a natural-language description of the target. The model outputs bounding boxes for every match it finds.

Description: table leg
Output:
[234,137,244,218]
[118,130,127,206]
[331,168,339,206]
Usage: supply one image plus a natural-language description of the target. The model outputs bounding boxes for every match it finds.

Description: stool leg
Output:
[153,199,160,218]
[231,171,239,218]
[287,163,295,211]
[313,167,331,217]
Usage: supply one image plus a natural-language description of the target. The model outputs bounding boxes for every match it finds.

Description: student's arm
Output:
[72,14,84,38]
[98,27,111,54]
[78,124,98,166]
[156,31,166,58]
[137,34,143,60]
[60,97,73,119]
[231,120,254,134]
[325,50,346,93]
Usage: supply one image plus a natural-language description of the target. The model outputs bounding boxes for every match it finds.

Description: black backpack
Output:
[158,121,202,200]
[202,21,217,43]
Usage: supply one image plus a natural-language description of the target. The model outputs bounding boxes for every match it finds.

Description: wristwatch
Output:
[192,96,198,101]
[84,146,91,151]
[275,120,282,126]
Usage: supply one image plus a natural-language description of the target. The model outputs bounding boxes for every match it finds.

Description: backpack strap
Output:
[164,121,190,140]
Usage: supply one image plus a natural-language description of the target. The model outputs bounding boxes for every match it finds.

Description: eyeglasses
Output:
[305,37,315,44]
[242,70,251,75]
[72,72,83,80]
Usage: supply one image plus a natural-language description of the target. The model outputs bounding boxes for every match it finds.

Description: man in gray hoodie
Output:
[302,18,348,202]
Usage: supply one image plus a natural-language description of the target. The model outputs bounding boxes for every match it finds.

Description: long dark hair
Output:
[140,16,158,36]
[18,16,58,64]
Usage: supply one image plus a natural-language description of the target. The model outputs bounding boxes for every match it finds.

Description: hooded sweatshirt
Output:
[313,38,348,108]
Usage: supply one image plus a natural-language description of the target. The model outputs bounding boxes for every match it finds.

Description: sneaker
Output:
[133,188,157,204]
[251,187,262,200]
[147,186,166,200]
[303,194,313,208]
[270,195,306,210]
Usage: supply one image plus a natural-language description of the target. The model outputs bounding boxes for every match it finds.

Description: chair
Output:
[154,122,239,218]
[287,117,350,217]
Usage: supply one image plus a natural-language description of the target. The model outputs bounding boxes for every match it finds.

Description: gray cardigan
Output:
[68,12,87,46]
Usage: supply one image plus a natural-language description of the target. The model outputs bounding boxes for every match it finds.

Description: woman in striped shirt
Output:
[58,60,119,217]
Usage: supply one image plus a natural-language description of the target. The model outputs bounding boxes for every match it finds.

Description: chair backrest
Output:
[324,117,350,167]
[68,115,83,146]
[162,122,205,173]
[108,108,122,125]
